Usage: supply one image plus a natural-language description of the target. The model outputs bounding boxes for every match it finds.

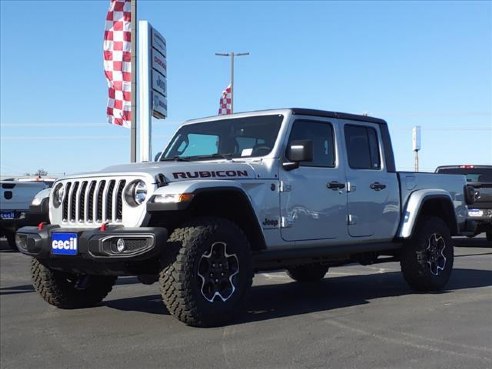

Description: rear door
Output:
[342,122,400,239]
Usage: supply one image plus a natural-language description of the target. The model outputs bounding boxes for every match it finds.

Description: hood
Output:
[61,160,261,184]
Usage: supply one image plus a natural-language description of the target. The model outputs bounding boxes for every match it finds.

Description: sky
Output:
[1,0,491,177]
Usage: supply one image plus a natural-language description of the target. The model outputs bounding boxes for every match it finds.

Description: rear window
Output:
[436,167,492,182]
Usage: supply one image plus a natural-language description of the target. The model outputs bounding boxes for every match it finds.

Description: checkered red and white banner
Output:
[103,0,132,128]
[218,84,232,115]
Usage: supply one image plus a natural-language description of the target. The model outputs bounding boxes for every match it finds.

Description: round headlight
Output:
[133,181,147,205]
[53,183,65,208]
[124,180,149,207]
[133,180,147,205]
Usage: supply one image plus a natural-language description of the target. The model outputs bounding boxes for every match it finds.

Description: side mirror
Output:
[154,152,162,162]
[283,140,313,170]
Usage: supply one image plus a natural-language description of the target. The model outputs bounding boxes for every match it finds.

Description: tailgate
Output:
[469,182,492,209]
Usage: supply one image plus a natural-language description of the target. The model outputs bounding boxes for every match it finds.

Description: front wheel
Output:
[31,258,116,308]
[159,217,253,327]
[400,216,453,291]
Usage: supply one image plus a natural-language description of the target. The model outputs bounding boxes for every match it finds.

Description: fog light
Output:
[15,234,27,251]
[116,238,126,253]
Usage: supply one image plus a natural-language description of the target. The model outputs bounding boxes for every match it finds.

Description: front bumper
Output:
[0,208,48,234]
[16,225,168,265]
[467,208,492,223]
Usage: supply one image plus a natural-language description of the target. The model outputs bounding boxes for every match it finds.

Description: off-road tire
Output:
[31,258,116,308]
[400,216,454,291]
[159,217,253,327]
[6,232,18,251]
[286,264,329,282]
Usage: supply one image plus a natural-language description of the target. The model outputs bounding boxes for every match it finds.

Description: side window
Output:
[344,125,381,170]
[287,120,335,167]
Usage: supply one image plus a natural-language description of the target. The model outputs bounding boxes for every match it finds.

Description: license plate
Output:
[468,209,483,217]
[51,233,78,255]
[0,211,15,219]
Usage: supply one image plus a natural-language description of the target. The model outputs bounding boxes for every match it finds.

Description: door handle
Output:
[327,181,345,190]
[370,182,386,191]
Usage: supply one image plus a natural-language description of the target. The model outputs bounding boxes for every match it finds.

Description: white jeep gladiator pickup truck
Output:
[16,108,473,326]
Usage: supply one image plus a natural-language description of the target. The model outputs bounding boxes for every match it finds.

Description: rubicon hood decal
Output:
[64,161,259,183]
[172,170,249,179]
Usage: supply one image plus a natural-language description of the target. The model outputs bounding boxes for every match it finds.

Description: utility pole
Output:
[215,51,249,113]
[412,126,421,172]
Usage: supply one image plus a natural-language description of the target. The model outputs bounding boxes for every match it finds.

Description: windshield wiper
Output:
[160,154,235,162]
[159,156,191,162]
[187,153,234,161]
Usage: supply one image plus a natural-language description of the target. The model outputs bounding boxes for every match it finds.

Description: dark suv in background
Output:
[436,165,492,242]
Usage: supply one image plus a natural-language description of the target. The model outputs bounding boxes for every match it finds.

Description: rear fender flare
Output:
[398,189,457,238]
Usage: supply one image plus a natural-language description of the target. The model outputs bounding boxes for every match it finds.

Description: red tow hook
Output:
[38,222,47,231]
[100,222,109,231]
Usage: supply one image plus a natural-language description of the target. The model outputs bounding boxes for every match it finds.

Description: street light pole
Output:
[215,51,249,113]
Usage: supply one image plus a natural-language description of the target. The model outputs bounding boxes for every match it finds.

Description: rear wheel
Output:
[31,258,116,308]
[286,264,329,282]
[159,217,253,327]
[400,216,453,291]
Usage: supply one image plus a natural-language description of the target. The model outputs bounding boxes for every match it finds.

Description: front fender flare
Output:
[146,180,246,211]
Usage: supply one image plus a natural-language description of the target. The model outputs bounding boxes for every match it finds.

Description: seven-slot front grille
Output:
[61,179,126,224]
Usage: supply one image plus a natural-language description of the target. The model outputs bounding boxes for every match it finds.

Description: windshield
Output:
[436,167,492,182]
[161,114,283,161]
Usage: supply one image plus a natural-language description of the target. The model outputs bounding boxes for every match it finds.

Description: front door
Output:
[280,118,347,241]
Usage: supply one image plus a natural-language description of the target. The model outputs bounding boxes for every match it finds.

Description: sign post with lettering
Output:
[138,20,167,162]
[151,29,167,119]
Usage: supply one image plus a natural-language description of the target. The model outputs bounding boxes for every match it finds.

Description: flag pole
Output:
[230,52,234,113]
[215,51,249,114]
[130,0,137,162]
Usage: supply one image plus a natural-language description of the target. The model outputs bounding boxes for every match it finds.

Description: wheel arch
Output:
[398,190,459,239]
[187,187,267,251]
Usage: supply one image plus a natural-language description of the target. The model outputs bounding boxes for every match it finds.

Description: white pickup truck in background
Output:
[1,179,52,250]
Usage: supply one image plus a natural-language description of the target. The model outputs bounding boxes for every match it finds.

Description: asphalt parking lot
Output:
[1,236,491,369]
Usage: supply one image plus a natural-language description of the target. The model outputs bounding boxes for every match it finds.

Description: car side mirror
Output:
[154,152,162,162]
[283,140,313,170]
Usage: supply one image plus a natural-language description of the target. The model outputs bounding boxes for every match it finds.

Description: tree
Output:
[35,169,48,177]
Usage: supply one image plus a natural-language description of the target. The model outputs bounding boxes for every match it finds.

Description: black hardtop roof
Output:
[291,108,387,125]
[185,108,388,125]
